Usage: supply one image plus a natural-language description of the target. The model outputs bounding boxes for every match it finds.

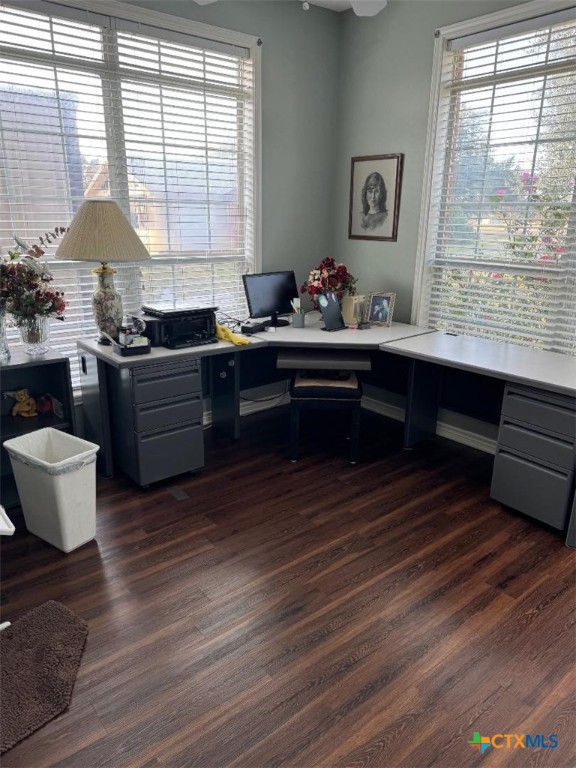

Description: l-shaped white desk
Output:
[78,316,576,546]
[379,332,576,547]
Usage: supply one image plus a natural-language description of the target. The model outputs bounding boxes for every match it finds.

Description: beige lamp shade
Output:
[56,199,150,344]
[55,199,151,263]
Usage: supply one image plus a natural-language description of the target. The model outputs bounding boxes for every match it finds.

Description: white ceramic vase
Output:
[92,265,123,342]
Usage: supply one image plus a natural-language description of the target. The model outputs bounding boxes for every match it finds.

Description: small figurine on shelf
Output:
[8,388,38,418]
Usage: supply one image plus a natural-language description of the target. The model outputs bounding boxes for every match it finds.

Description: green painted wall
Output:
[334,0,533,323]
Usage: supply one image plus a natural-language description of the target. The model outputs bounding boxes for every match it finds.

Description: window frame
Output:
[412,0,576,354]
[1,0,262,382]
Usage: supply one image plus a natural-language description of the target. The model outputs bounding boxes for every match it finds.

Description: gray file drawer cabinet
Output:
[491,384,576,530]
[502,387,576,436]
[109,359,204,486]
[491,449,573,530]
[497,422,575,470]
[136,423,204,485]
[133,394,203,432]
[132,362,201,404]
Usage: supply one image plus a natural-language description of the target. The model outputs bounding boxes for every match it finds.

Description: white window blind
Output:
[0,1,259,385]
[417,8,576,355]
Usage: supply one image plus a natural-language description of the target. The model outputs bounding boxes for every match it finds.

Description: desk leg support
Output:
[210,352,240,439]
[403,359,442,449]
[78,352,114,477]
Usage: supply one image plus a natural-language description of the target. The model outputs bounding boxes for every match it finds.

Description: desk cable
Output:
[216,310,246,333]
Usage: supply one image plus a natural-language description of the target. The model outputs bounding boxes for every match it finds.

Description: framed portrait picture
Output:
[365,292,396,327]
[348,154,404,241]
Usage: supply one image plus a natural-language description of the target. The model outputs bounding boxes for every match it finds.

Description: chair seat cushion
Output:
[290,371,362,400]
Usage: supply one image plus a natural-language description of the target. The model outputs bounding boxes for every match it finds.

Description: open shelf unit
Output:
[1,349,75,509]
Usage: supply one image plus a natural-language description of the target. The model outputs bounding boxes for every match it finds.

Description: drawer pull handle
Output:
[498,450,569,480]
[507,392,573,417]
[501,421,573,448]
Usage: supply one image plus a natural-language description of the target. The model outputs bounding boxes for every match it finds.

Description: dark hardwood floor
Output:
[1,407,575,768]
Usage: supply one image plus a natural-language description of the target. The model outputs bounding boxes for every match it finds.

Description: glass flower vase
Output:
[19,316,50,355]
[0,306,10,362]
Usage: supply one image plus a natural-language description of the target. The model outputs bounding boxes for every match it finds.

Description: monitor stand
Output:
[266,312,289,328]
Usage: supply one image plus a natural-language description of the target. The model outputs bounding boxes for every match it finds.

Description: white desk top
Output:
[253,314,432,348]
[382,332,576,397]
[78,328,574,396]
[77,321,432,369]
[77,336,268,368]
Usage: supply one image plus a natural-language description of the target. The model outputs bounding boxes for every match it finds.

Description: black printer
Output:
[134,306,218,349]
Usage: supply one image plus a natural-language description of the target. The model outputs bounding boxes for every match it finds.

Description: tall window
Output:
[0,0,259,384]
[415,4,576,355]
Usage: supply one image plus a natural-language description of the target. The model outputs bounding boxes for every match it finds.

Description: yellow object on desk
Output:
[216,324,251,346]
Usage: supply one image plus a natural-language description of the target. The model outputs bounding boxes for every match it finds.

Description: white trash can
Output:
[3,428,99,553]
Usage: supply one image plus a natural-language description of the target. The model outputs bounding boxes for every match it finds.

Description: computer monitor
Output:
[242,271,299,328]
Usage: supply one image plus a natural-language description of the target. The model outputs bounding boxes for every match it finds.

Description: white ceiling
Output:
[194,1,388,15]
[302,1,391,17]
[195,1,378,13]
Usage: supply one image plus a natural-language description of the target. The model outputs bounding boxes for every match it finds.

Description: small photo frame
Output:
[348,154,404,241]
[365,292,396,327]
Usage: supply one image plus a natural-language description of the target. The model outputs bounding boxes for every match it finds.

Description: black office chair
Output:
[289,370,362,463]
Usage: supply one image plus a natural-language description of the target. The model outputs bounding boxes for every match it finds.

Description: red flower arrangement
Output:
[9,283,66,320]
[300,257,357,303]
[0,229,67,322]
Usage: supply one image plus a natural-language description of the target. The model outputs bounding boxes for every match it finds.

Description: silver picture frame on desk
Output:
[365,292,396,327]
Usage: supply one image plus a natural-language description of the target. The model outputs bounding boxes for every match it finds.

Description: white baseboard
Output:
[435,421,496,455]
[239,392,291,417]
[362,396,497,455]
[203,392,289,426]
[204,393,496,455]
